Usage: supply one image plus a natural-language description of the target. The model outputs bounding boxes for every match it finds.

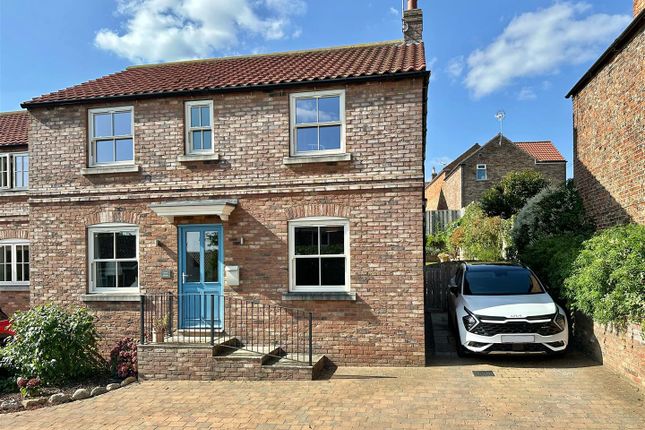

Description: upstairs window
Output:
[290,90,345,156]
[0,153,29,190]
[289,218,350,292]
[89,107,134,166]
[185,101,214,155]
[476,164,488,181]
[0,240,30,285]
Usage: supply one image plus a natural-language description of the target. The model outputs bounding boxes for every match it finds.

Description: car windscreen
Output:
[463,268,544,296]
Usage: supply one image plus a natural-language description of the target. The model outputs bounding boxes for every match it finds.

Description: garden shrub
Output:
[425,232,448,259]
[563,225,645,329]
[512,180,593,252]
[480,170,548,219]
[450,203,504,261]
[1,304,105,384]
[520,234,589,303]
[110,337,138,379]
[0,348,18,394]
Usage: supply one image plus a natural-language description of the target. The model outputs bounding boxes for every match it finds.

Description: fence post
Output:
[210,294,215,346]
[139,295,145,344]
[167,292,173,338]
[308,312,313,366]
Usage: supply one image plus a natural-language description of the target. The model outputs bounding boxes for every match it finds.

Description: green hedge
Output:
[563,225,645,329]
[449,203,504,261]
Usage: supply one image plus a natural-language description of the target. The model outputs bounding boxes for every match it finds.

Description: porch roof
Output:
[149,199,238,222]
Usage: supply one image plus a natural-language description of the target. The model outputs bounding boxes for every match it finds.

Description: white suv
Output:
[447,262,568,356]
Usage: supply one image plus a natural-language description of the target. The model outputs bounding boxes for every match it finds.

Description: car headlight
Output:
[462,308,479,332]
[553,308,566,332]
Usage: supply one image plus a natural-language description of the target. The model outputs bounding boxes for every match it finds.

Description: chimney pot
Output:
[431,166,437,179]
[407,0,418,10]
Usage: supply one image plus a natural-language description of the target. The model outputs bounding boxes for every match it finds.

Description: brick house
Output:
[0,2,429,374]
[565,1,644,389]
[425,134,566,211]
[566,3,644,228]
[0,111,30,316]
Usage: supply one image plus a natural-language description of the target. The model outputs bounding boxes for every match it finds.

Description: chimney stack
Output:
[403,0,423,44]
[431,166,437,179]
[635,0,645,17]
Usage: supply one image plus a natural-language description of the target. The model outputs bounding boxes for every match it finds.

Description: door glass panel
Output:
[184,231,201,282]
[204,231,218,282]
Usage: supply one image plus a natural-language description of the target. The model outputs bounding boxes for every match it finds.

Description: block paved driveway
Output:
[2,352,643,430]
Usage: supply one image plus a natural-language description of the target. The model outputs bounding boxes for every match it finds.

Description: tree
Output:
[480,170,548,219]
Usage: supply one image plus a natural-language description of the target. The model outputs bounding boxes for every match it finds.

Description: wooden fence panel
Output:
[424,262,460,311]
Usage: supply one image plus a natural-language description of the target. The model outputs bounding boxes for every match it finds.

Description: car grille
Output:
[471,319,562,337]
[486,343,549,353]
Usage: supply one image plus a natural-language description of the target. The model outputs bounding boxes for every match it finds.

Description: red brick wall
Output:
[572,27,644,228]
[635,0,644,17]
[26,78,426,366]
[0,289,29,316]
[574,313,644,389]
[442,167,462,210]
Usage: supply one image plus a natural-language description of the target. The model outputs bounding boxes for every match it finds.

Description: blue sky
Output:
[0,1,633,178]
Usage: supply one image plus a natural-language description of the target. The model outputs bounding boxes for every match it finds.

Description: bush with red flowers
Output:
[17,376,41,398]
[110,337,137,379]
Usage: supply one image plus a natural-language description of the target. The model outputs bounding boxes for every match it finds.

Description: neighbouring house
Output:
[0,1,429,377]
[0,111,30,316]
[566,3,644,229]
[565,1,644,389]
[425,134,566,213]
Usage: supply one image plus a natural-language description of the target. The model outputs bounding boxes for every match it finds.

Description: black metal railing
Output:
[140,293,313,365]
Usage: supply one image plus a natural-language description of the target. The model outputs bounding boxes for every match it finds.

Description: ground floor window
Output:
[289,217,350,292]
[88,224,139,293]
[0,240,30,285]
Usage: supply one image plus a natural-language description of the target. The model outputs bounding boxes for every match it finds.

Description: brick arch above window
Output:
[0,228,28,241]
[84,208,141,226]
[284,204,350,220]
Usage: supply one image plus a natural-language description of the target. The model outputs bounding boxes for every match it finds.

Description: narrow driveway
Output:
[2,352,643,429]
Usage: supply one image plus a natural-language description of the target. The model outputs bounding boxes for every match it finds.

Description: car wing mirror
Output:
[449,286,459,296]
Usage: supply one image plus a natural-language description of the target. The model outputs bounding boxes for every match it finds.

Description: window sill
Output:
[0,285,29,292]
[81,294,141,302]
[0,189,28,196]
[80,165,141,175]
[283,153,351,165]
[282,291,356,301]
[177,153,220,163]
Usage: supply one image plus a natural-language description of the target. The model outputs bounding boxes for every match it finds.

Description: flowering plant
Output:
[110,337,137,379]
[17,376,41,398]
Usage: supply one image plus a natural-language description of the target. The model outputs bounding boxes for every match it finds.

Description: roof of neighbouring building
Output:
[515,141,566,162]
[22,40,428,107]
[0,111,28,147]
[566,10,644,98]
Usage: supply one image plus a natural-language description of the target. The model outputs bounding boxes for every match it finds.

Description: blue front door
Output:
[178,225,224,328]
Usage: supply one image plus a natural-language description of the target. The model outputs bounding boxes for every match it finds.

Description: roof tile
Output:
[0,111,28,147]
[24,41,427,106]
[515,141,566,162]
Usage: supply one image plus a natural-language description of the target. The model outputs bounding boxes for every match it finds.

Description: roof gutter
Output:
[21,70,431,109]
[566,11,644,98]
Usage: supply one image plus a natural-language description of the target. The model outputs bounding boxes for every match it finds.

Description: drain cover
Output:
[472,370,495,377]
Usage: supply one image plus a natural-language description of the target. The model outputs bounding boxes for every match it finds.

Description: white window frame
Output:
[12,152,29,190]
[290,90,346,157]
[88,106,135,167]
[88,223,140,294]
[185,100,215,155]
[476,164,488,181]
[288,217,350,293]
[0,154,9,189]
[0,239,30,286]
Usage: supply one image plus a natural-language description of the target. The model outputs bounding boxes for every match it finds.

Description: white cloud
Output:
[389,6,399,17]
[95,0,306,63]
[464,2,630,98]
[446,56,465,80]
[517,87,537,101]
